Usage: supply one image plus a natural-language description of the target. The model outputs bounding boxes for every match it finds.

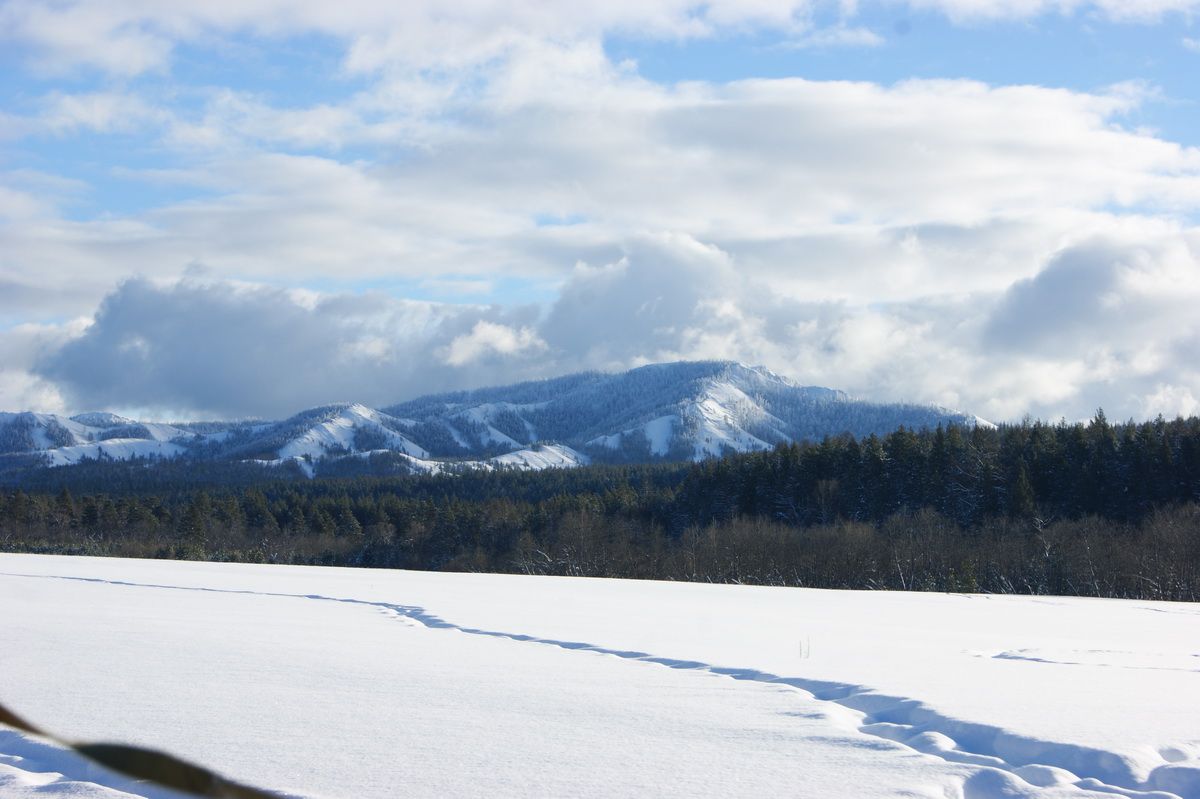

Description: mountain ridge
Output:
[0,361,989,478]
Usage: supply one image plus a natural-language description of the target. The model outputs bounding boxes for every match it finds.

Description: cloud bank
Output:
[15,231,1198,423]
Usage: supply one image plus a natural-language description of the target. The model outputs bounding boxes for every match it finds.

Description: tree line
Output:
[2,413,1198,600]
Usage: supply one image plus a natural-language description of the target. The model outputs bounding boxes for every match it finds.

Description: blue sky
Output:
[1,1,1199,420]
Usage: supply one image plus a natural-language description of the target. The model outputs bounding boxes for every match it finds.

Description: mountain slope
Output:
[0,361,988,476]
[218,403,428,462]
[385,361,985,462]
[0,411,205,456]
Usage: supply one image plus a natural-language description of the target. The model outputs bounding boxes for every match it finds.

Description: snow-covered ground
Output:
[0,554,1197,799]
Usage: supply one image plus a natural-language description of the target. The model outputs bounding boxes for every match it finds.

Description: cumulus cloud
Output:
[1142,384,1199,418]
[0,320,89,413]
[984,235,1200,355]
[37,239,749,417]
[37,278,546,418]
[541,234,743,368]
[27,230,1200,423]
[4,64,1197,322]
[969,234,1200,419]
[442,321,547,366]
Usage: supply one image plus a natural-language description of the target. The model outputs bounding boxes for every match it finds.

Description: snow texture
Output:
[0,727,198,799]
[1,554,1197,799]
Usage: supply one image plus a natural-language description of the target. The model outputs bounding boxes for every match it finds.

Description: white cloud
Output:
[0,1,820,77]
[1,0,172,76]
[0,184,51,221]
[1092,0,1200,19]
[442,321,547,366]
[1142,384,1200,417]
[30,230,1200,423]
[5,59,1197,322]
[0,369,67,414]
[0,320,90,413]
[902,0,1200,22]
[35,278,553,417]
[784,24,885,47]
[40,91,162,135]
[2,1,1195,78]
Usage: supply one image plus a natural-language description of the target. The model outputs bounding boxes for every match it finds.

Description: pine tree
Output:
[1008,459,1036,519]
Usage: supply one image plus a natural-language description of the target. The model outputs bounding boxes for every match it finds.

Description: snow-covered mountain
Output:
[0,361,988,476]
[0,410,198,466]
[383,361,987,462]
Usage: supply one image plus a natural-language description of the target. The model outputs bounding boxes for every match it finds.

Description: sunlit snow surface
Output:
[1,555,1198,799]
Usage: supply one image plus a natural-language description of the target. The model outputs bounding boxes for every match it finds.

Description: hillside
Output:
[0,361,986,479]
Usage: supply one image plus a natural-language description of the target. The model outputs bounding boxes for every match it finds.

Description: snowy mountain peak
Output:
[0,361,987,477]
[253,403,429,462]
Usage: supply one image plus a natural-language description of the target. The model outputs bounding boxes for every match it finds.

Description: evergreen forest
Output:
[3,412,1199,601]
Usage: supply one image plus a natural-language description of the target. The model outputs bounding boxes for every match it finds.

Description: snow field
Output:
[1,554,1197,798]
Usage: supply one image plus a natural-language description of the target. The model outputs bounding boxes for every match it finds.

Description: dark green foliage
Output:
[672,415,1200,529]
[95,424,154,441]
[352,425,392,452]
[399,420,470,457]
